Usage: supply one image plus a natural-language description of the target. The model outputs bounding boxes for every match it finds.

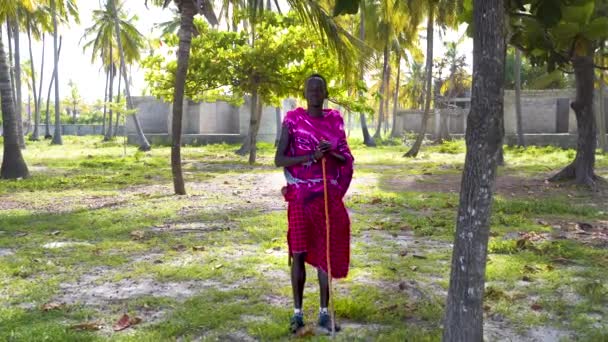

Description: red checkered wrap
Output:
[287,187,351,279]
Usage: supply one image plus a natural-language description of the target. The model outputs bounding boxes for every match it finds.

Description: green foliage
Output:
[509,0,608,68]
[143,12,371,112]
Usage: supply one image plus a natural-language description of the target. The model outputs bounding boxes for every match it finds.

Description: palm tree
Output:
[82,0,147,146]
[0,2,29,179]
[404,0,459,157]
[48,0,78,145]
[27,5,51,141]
[7,18,25,148]
[147,0,217,195]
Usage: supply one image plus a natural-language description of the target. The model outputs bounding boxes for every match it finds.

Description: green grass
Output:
[0,136,607,340]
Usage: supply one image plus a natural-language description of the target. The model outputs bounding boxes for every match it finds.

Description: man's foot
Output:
[318,312,341,333]
[290,313,305,334]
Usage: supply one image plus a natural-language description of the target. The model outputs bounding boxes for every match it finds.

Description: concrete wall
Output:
[395,88,608,137]
[129,96,299,145]
[44,125,125,136]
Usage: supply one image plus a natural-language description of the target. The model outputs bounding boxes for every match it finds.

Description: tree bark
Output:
[384,63,391,135]
[442,0,505,340]
[274,106,281,147]
[27,20,40,141]
[391,51,401,137]
[248,89,263,165]
[6,20,16,113]
[359,1,375,147]
[404,7,434,157]
[600,72,606,152]
[514,49,525,147]
[32,34,45,141]
[435,78,451,143]
[373,45,389,140]
[167,0,197,194]
[111,0,150,151]
[12,20,25,148]
[44,36,61,139]
[51,0,62,145]
[0,26,29,179]
[102,69,109,136]
[104,47,114,141]
[114,63,122,137]
[549,54,598,188]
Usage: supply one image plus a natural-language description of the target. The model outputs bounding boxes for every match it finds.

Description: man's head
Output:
[304,74,328,108]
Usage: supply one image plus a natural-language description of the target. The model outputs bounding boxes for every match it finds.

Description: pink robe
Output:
[281,107,354,278]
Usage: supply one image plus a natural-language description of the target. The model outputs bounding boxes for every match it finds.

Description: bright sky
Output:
[14,1,473,103]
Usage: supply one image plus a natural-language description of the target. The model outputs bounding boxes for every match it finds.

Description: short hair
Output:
[304,73,329,98]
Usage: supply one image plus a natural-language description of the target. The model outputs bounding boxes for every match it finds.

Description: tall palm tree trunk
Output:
[359,2,375,147]
[102,69,109,136]
[44,35,61,139]
[0,26,29,179]
[514,49,525,147]
[391,51,401,137]
[104,60,114,141]
[6,20,16,110]
[405,7,434,157]
[51,0,62,145]
[33,34,45,140]
[113,61,122,138]
[373,45,389,140]
[166,0,198,194]
[27,20,41,141]
[384,63,391,135]
[12,20,25,148]
[110,0,150,151]
[596,43,606,153]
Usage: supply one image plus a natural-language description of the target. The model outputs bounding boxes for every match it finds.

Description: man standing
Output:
[274,74,354,334]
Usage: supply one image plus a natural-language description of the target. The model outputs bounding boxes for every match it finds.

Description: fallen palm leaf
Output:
[41,302,65,311]
[71,321,103,331]
[192,245,205,251]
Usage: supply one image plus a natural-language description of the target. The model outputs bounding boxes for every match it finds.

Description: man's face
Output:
[306,78,326,108]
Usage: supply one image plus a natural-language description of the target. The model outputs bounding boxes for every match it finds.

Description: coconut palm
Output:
[0,0,31,179]
[82,0,146,145]
[403,0,459,157]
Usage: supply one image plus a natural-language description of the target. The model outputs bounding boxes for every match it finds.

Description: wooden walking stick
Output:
[321,157,336,336]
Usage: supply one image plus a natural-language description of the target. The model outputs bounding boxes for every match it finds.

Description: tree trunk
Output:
[111,0,150,151]
[548,54,598,188]
[6,20,16,112]
[600,73,606,152]
[104,49,114,141]
[359,1,375,147]
[391,51,401,137]
[51,0,62,145]
[13,20,25,148]
[0,26,29,179]
[165,0,197,194]
[102,69,109,136]
[114,63,122,137]
[404,7,434,157]
[384,63,391,135]
[435,78,451,143]
[248,89,263,165]
[596,43,606,153]
[32,34,45,140]
[373,45,389,140]
[27,20,40,141]
[347,110,352,137]
[514,49,525,147]
[45,35,61,139]
[26,93,31,134]
[442,1,506,340]
[274,106,281,147]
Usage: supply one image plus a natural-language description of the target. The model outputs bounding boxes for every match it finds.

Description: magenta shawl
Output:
[281,107,354,202]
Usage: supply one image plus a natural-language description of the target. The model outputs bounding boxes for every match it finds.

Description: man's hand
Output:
[314,140,332,160]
